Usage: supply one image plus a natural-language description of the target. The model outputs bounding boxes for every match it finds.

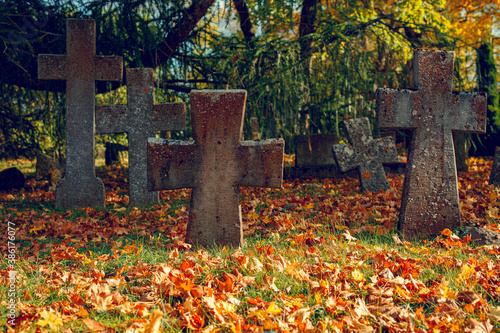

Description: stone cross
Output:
[96,68,186,207]
[376,49,487,238]
[148,90,284,247]
[38,19,123,209]
[489,147,500,186]
[332,118,399,192]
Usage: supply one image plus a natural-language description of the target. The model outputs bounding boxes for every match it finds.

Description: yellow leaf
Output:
[122,244,142,255]
[267,302,282,316]
[143,309,164,333]
[457,263,475,285]
[29,225,44,234]
[490,191,498,201]
[352,269,365,282]
[437,279,457,299]
[36,310,63,331]
[304,203,315,210]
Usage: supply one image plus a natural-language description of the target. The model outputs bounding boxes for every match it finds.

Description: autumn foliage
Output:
[0,157,499,332]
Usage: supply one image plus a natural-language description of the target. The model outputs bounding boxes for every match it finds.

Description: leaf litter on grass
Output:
[0,157,499,332]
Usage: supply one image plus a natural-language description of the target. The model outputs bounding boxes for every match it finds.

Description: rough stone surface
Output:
[96,68,185,207]
[38,19,123,209]
[376,49,487,238]
[464,227,500,246]
[296,134,340,167]
[35,153,64,189]
[148,90,284,247]
[0,167,25,191]
[489,147,500,186]
[332,118,399,192]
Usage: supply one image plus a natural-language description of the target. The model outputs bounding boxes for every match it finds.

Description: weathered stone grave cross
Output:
[376,49,487,238]
[332,117,399,192]
[38,19,123,209]
[148,90,284,247]
[96,68,186,206]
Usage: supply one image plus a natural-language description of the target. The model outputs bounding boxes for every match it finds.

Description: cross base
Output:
[186,187,243,248]
[55,176,105,209]
[358,160,392,193]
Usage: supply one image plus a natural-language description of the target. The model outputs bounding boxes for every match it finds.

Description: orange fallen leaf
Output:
[82,318,112,332]
[143,309,163,333]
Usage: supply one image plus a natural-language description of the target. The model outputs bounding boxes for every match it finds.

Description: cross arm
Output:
[450,92,487,133]
[151,103,186,132]
[369,137,399,164]
[38,55,67,80]
[238,139,284,188]
[332,144,363,172]
[95,105,129,134]
[147,138,200,191]
[376,88,419,130]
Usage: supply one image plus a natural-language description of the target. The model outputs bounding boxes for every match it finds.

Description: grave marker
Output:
[489,147,500,186]
[282,134,340,179]
[96,68,185,206]
[376,49,487,238]
[38,19,123,209]
[296,134,340,167]
[148,90,284,247]
[332,118,399,192]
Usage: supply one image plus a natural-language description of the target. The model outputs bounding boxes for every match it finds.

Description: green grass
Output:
[2,225,500,332]
[0,158,36,177]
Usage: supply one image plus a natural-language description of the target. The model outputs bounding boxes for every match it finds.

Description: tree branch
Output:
[308,17,386,55]
[0,0,216,92]
[142,0,216,68]
[299,0,318,58]
[233,0,255,45]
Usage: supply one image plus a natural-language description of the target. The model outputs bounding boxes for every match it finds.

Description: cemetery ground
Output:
[0,154,499,332]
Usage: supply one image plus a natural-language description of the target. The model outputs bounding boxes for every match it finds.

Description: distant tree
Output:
[1,0,497,157]
[470,42,500,157]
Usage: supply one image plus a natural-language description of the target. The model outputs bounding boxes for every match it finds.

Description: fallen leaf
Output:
[143,309,164,333]
[82,318,112,332]
[342,230,357,242]
[36,310,63,331]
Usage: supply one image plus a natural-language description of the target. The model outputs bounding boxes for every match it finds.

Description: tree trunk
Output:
[233,0,255,45]
[471,42,500,157]
[453,132,469,172]
[298,0,318,134]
